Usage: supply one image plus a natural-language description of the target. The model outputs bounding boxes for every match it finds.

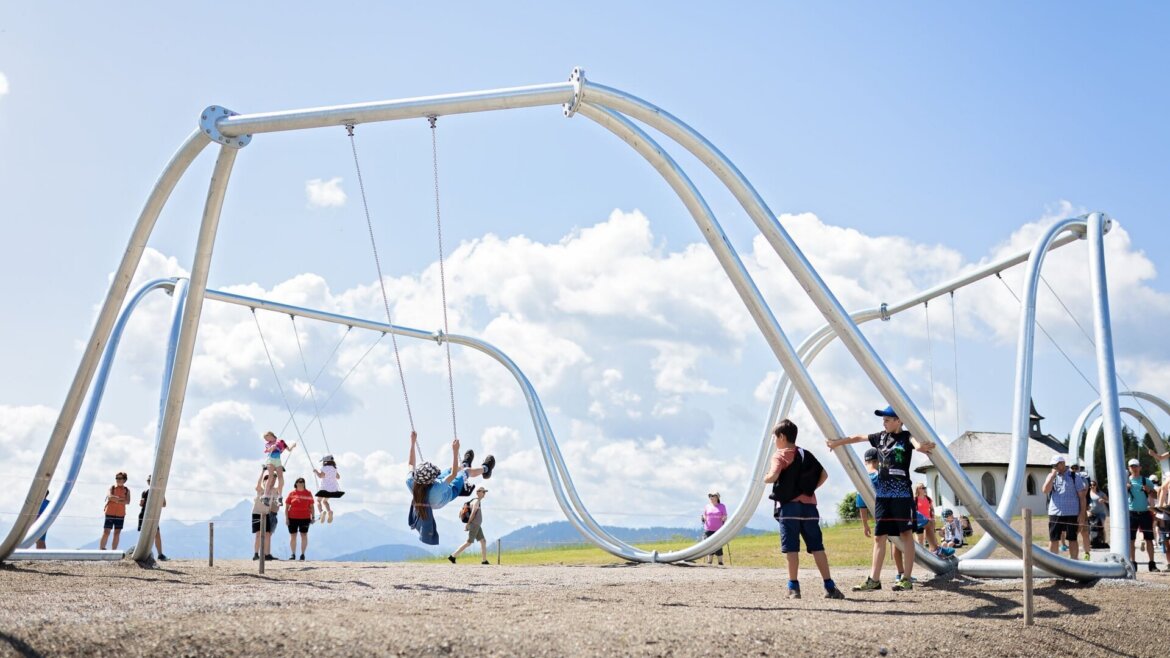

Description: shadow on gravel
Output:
[1046,626,1140,658]
[391,583,474,594]
[0,632,42,658]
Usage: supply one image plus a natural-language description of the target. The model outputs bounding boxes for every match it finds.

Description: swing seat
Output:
[315,490,345,498]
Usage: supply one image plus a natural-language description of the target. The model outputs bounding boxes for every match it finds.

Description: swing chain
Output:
[430,115,459,442]
[347,123,417,433]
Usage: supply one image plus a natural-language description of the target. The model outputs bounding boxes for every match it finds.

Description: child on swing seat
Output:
[313,454,345,523]
[261,431,295,504]
[406,431,495,545]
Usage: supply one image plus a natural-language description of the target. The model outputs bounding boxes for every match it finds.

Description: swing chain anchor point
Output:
[427,115,438,129]
[879,302,890,321]
[345,124,355,137]
[562,67,586,118]
[199,106,252,149]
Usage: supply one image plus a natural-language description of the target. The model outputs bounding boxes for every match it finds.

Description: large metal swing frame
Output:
[0,68,1147,580]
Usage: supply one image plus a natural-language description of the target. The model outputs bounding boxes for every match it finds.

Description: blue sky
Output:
[2,3,1168,548]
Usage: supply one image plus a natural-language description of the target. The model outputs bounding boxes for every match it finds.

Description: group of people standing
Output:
[251,430,345,561]
[95,472,168,560]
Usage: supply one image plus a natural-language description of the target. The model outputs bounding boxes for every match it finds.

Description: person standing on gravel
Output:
[828,405,935,592]
[285,477,315,561]
[99,472,130,551]
[137,474,168,561]
[1044,454,1085,561]
[701,492,728,565]
[449,487,490,564]
[765,419,845,600]
[252,470,280,561]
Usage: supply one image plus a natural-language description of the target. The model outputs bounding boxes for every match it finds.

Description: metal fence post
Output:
[209,522,214,567]
[497,538,501,565]
[1023,509,1034,626]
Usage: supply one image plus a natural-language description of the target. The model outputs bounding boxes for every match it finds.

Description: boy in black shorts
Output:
[828,404,935,592]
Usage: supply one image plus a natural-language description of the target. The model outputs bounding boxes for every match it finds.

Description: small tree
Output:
[837,492,859,521]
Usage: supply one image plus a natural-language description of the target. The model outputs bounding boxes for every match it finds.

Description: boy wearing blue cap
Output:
[827,404,935,591]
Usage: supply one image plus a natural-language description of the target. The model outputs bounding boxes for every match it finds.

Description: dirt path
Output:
[0,560,1165,657]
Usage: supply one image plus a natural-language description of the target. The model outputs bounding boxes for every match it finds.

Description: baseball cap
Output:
[874,405,899,418]
[863,448,880,461]
[1050,454,1066,465]
[1128,458,1141,467]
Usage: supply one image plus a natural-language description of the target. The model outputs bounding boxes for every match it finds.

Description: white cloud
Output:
[648,341,726,395]
[0,72,9,96]
[305,177,347,208]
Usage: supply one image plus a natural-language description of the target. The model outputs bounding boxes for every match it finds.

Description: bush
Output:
[837,492,859,521]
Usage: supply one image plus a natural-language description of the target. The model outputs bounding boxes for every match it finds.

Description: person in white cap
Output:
[1125,458,1160,571]
[1043,454,1086,558]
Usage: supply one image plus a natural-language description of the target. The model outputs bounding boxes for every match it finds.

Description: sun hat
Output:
[413,462,440,486]
[874,405,899,418]
[320,454,335,462]
[1051,454,1066,465]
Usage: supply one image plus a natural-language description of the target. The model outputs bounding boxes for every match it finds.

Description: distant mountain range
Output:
[65,501,768,562]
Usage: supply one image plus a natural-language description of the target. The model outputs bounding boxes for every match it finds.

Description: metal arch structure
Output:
[0,69,1138,579]
[1070,392,1170,479]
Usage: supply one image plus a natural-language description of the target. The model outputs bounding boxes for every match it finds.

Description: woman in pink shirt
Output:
[701,493,728,565]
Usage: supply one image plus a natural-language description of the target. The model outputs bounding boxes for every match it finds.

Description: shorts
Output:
[1129,511,1154,540]
[252,513,277,534]
[703,529,724,557]
[467,525,485,543]
[103,515,125,530]
[265,455,282,467]
[315,490,345,498]
[288,518,311,534]
[873,497,913,537]
[1048,515,1079,542]
[775,501,825,554]
[912,512,929,534]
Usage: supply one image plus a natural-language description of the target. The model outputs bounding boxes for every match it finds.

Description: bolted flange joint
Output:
[880,302,890,321]
[200,105,252,149]
[562,67,586,118]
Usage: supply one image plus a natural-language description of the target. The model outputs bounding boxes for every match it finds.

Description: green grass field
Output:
[423,516,1069,567]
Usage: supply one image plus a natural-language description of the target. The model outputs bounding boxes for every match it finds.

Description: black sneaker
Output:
[265,554,279,561]
[787,588,801,600]
[462,450,475,469]
[481,455,496,479]
[1150,561,1161,572]
[290,554,295,561]
[447,555,456,564]
[459,483,476,497]
[252,553,260,561]
[299,554,305,561]
[157,554,169,562]
[825,587,846,600]
[481,560,490,565]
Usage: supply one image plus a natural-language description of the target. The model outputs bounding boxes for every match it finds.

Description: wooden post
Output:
[208,522,214,567]
[726,541,731,567]
[1023,508,1034,626]
[496,538,501,565]
[259,524,266,575]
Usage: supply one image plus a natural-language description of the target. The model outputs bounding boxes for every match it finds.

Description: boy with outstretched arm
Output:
[827,404,935,592]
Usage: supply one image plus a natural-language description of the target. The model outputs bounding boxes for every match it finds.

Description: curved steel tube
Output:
[18,278,186,548]
[0,130,211,562]
[961,218,1087,560]
[1072,392,1170,478]
[582,83,1129,579]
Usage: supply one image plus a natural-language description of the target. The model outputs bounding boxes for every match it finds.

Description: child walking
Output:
[261,431,295,503]
[313,454,344,523]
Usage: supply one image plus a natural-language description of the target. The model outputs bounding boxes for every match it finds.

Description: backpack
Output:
[770,448,824,505]
[459,501,473,524]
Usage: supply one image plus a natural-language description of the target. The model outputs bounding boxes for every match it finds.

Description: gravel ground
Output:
[1,559,1167,657]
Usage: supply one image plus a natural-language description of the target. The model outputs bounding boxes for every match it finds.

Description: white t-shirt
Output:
[320,465,340,492]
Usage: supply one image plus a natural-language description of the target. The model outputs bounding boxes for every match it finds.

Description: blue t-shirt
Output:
[868,431,914,498]
[406,467,467,512]
[855,472,880,509]
[1127,476,1151,512]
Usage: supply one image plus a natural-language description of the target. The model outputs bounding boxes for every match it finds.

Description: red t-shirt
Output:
[285,489,315,519]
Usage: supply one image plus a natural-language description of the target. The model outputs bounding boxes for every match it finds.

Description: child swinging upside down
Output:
[261,431,295,503]
[313,454,344,523]
[406,431,495,545]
